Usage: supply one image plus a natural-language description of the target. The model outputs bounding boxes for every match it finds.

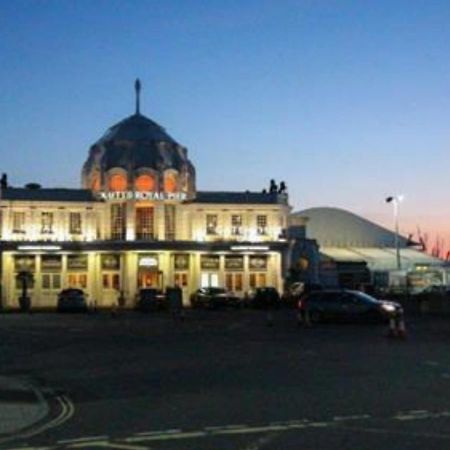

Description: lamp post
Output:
[385,195,404,270]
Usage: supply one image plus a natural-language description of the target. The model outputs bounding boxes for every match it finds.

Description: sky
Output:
[1,0,449,253]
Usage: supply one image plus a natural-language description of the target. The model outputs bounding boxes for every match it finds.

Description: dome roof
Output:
[293,207,412,248]
[81,80,197,197]
[95,113,177,145]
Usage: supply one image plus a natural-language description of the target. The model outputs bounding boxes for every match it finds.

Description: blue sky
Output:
[1,0,450,246]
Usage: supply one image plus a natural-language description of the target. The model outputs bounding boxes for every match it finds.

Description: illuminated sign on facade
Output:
[98,191,187,201]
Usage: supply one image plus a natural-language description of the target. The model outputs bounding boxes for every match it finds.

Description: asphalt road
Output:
[2,309,450,450]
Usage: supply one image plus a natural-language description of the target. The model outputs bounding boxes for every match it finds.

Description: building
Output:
[0,81,295,309]
[292,207,446,291]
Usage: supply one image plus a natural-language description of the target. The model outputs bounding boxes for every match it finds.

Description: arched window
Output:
[135,174,155,192]
[91,173,101,191]
[164,172,177,193]
[109,174,127,192]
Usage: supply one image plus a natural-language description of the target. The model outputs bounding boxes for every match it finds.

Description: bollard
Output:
[296,311,303,327]
[266,311,274,327]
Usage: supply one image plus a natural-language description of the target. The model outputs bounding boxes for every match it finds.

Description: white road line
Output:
[338,424,450,441]
[58,435,109,444]
[134,428,181,436]
[69,441,150,450]
[333,414,371,421]
[126,431,207,442]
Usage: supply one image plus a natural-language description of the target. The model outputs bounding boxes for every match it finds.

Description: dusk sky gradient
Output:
[1,0,450,251]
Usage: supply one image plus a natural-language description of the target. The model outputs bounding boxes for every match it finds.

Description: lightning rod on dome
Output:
[135,78,141,115]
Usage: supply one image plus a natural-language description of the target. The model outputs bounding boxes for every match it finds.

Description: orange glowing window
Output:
[135,174,155,192]
[91,174,101,191]
[164,173,177,193]
[109,174,127,191]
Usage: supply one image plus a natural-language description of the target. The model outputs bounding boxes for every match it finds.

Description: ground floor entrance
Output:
[1,249,283,310]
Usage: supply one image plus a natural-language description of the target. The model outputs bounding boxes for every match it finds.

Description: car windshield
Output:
[207,288,226,294]
[352,291,379,304]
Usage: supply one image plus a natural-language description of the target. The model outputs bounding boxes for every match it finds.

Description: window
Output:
[164,172,177,193]
[68,273,87,289]
[165,205,176,240]
[42,274,61,290]
[111,204,126,240]
[102,273,120,290]
[206,214,218,235]
[231,215,242,236]
[109,174,127,191]
[226,273,243,292]
[136,207,154,240]
[249,273,267,289]
[174,273,188,287]
[41,212,54,234]
[256,215,267,235]
[69,212,82,235]
[135,174,155,192]
[12,212,25,233]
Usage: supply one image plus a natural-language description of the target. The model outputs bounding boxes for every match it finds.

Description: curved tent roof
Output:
[293,207,412,248]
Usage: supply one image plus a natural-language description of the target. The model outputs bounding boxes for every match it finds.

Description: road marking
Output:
[58,435,109,444]
[0,393,76,445]
[69,441,151,449]
[134,429,181,436]
[338,424,450,441]
[333,414,371,421]
[126,431,207,442]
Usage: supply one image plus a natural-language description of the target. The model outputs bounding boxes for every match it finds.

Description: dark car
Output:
[135,288,167,312]
[249,287,281,309]
[190,287,240,309]
[57,289,88,313]
[298,289,403,323]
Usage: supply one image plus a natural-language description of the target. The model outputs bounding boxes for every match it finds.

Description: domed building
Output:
[0,81,292,309]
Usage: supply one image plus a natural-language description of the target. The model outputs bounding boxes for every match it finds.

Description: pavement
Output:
[0,376,48,438]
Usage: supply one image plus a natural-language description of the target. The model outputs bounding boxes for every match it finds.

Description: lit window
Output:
[69,213,82,235]
[109,174,127,191]
[164,172,177,193]
[135,174,155,192]
[206,214,218,235]
[135,207,154,240]
[256,215,267,235]
[12,212,25,233]
[231,215,242,235]
[91,174,101,191]
[111,204,126,240]
[41,212,54,234]
[165,205,176,240]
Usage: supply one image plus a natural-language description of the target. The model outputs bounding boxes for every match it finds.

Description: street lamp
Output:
[385,194,404,270]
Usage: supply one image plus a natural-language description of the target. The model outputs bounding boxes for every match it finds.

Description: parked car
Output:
[248,287,281,309]
[135,288,167,312]
[190,287,240,309]
[297,289,403,323]
[57,288,88,313]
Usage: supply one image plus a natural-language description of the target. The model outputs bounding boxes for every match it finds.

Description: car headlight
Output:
[381,303,396,313]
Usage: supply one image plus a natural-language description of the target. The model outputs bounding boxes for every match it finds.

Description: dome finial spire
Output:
[135,78,141,115]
